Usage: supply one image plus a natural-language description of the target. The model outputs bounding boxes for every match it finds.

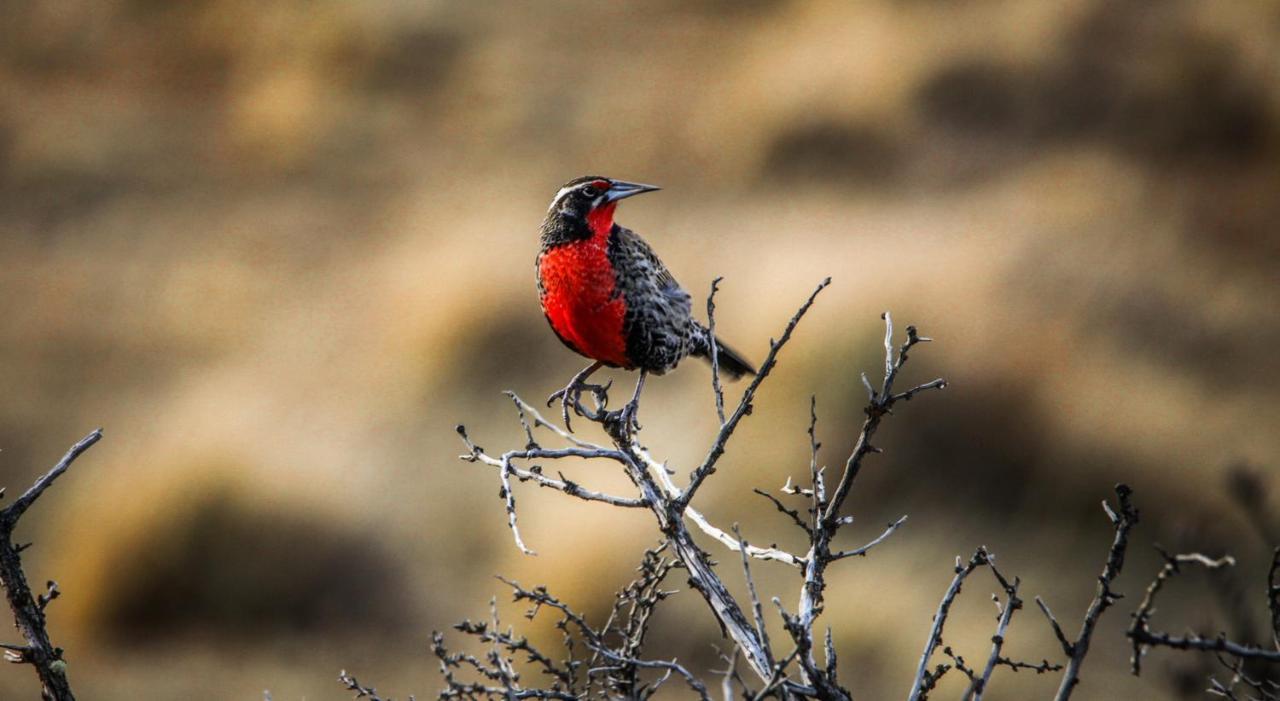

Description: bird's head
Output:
[541,175,660,243]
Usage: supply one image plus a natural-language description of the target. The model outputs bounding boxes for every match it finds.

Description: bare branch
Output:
[1126,548,1280,674]
[996,657,1063,675]
[749,647,802,701]
[636,445,804,567]
[752,489,812,536]
[339,670,394,701]
[822,317,944,530]
[1212,654,1280,701]
[0,428,103,701]
[966,573,1022,701]
[508,392,540,450]
[881,311,896,388]
[907,548,990,701]
[680,278,831,508]
[830,516,908,561]
[1035,596,1074,657]
[707,277,727,427]
[713,649,742,701]
[1135,630,1280,663]
[807,396,825,511]
[891,378,948,403]
[458,426,646,508]
[506,392,608,451]
[683,508,805,568]
[732,525,775,670]
[486,567,712,700]
[589,648,710,701]
[0,429,102,528]
[942,645,977,683]
[1050,483,1139,701]
[36,581,59,613]
[498,455,535,555]
[1207,677,1242,700]
[456,281,947,696]
[1128,548,1237,676]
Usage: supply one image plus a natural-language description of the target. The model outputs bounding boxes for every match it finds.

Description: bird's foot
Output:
[602,399,642,438]
[546,379,612,432]
[621,400,642,434]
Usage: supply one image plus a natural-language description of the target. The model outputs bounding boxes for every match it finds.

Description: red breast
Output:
[538,202,631,367]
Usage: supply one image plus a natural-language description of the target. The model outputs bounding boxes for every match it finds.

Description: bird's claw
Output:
[622,401,642,433]
[546,384,579,433]
[546,380,612,433]
[604,400,642,437]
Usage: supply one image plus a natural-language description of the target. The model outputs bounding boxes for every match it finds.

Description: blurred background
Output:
[2,0,1278,698]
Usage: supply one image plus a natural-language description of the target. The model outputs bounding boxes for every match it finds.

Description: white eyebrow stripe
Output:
[548,184,581,212]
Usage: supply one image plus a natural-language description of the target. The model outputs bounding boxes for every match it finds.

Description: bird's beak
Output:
[604,180,661,203]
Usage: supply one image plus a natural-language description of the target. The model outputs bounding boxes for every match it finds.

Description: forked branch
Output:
[1128,548,1280,675]
[453,278,949,695]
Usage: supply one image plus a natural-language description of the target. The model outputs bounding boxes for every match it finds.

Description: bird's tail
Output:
[692,325,757,380]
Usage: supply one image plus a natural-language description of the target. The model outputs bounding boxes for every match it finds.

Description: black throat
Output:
[539,209,593,251]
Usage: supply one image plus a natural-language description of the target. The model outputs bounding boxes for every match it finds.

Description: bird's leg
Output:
[547,361,604,432]
[619,370,647,434]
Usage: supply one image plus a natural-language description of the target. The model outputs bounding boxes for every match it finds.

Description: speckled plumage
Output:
[605,224,699,373]
[536,176,755,379]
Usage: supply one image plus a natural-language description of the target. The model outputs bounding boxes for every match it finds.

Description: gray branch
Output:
[830,516,908,561]
[454,279,952,698]
[1047,484,1139,701]
[679,278,831,508]
[965,570,1022,701]
[1127,548,1280,672]
[0,428,103,701]
[907,548,990,701]
[706,277,727,427]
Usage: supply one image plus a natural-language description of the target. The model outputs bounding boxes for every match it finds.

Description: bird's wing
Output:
[608,225,692,315]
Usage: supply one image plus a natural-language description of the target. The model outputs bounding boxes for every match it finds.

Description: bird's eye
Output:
[581,186,598,198]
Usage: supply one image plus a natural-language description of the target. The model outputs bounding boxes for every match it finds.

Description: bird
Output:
[536,175,756,432]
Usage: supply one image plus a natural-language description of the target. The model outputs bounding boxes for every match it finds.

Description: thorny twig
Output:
[1035,596,1073,661]
[707,277,727,427]
[422,542,715,700]
[458,279,880,688]
[339,670,402,701]
[732,525,775,672]
[788,312,943,697]
[0,429,102,701]
[1040,484,1139,701]
[907,548,990,701]
[441,276,1220,700]
[964,569,1022,701]
[823,315,945,527]
[1208,654,1280,700]
[1127,548,1280,675]
[637,446,804,568]
[679,278,833,508]
[450,280,957,697]
[829,516,908,561]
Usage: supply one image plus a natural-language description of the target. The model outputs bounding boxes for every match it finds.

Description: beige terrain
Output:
[1,1,1277,698]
